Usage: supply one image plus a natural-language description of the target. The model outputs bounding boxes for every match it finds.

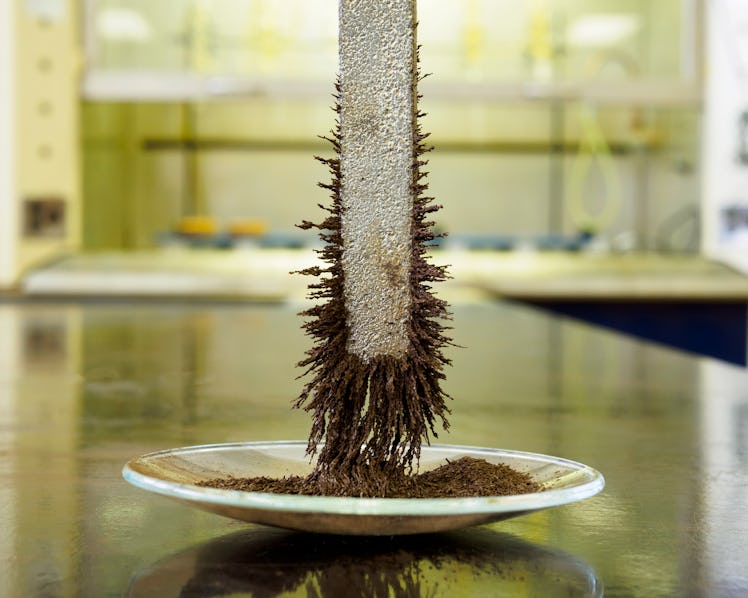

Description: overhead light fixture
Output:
[97,8,151,42]
[567,14,640,48]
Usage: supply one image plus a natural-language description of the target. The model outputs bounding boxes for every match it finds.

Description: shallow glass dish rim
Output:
[122,440,605,517]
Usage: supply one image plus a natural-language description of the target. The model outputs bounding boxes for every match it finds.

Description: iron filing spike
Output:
[295,0,451,496]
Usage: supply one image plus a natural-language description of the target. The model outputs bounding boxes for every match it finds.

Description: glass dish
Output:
[122,441,604,535]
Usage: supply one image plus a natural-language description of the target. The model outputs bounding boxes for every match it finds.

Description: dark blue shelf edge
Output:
[518,299,748,367]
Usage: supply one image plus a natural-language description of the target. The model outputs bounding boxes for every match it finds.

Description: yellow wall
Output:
[0,0,17,287]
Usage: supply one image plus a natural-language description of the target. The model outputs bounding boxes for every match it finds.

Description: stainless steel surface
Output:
[1,299,746,595]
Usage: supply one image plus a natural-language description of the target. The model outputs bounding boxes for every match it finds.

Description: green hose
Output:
[567,104,623,234]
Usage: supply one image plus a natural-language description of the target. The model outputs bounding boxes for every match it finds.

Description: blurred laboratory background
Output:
[5,0,748,359]
[77,0,696,254]
[1,2,748,596]
[1,1,708,283]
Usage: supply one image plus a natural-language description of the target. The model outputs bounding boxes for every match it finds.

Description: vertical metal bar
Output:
[635,142,651,250]
[548,100,565,236]
[547,7,565,237]
[82,0,98,71]
[681,0,702,84]
[338,0,416,361]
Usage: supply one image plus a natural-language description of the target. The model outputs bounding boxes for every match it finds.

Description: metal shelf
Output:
[82,69,701,107]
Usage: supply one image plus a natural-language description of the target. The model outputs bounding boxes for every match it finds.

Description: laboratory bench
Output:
[22,249,748,302]
[21,248,748,364]
[0,298,746,596]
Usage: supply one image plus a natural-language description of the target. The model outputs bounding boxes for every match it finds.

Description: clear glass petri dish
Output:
[123,441,605,535]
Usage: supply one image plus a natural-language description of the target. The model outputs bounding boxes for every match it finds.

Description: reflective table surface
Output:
[0,299,746,596]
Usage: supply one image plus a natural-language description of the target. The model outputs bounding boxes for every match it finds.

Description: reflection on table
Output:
[128,528,601,597]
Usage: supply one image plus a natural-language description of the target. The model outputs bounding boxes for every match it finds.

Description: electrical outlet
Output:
[23,196,66,238]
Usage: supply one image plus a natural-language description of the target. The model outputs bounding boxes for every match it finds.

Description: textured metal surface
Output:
[338,0,416,361]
